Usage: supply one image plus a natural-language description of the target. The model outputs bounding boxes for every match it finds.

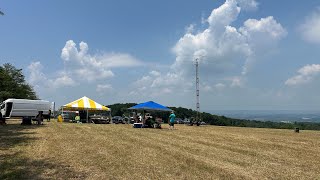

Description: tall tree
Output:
[0,63,37,102]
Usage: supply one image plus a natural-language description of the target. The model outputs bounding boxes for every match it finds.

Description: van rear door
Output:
[5,102,13,118]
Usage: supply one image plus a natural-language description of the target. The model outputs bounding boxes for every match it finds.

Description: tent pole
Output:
[109,108,112,123]
[87,109,89,123]
[143,110,145,124]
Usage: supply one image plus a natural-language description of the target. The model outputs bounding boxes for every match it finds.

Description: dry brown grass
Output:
[1,119,320,179]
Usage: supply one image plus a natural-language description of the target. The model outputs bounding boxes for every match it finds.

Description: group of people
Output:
[132,111,176,129]
[0,110,52,125]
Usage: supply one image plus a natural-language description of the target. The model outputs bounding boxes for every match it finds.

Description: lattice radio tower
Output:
[195,58,201,123]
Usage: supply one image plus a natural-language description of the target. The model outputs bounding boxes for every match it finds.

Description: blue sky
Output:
[1,0,320,111]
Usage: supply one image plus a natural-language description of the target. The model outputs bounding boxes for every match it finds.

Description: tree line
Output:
[107,103,320,130]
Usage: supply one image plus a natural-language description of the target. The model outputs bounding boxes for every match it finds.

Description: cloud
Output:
[61,40,142,82]
[299,7,320,44]
[96,84,113,94]
[171,0,286,80]
[128,70,193,99]
[202,82,227,92]
[215,83,226,89]
[74,68,113,82]
[185,24,196,34]
[27,61,47,86]
[239,16,287,50]
[230,76,245,87]
[149,70,160,76]
[207,0,240,30]
[52,73,76,87]
[285,64,320,85]
[133,0,285,98]
[237,0,258,11]
[61,40,142,68]
[239,16,287,74]
[27,61,76,89]
[27,40,144,93]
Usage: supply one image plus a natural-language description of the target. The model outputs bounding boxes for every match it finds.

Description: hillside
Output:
[1,120,320,179]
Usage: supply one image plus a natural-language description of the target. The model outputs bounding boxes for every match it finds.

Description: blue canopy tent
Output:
[128,101,172,111]
[128,101,172,128]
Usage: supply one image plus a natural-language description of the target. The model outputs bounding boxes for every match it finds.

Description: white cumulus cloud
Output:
[52,74,76,87]
[60,40,142,82]
[240,16,287,40]
[285,64,320,85]
[299,7,320,44]
[171,0,286,79]
[27,61,47,86]
[27,40,144,92]
[27,61,76,89]
[133,0,286,98]
[237,0,258,11]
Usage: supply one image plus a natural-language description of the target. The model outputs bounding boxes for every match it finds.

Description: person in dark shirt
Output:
[0,112,6,125]
[47,110,51,122]
[36,111,44,125]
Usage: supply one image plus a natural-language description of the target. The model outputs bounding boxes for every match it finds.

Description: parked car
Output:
[175,118,184,124]
[90,115,110,124]
[112,116,123,124]
[122,116,130,124]
[183,119,191,124]
[60,112,70,120]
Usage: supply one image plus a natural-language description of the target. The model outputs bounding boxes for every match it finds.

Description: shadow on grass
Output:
[0,153,87,179]
[0,123,87,179]
[0,124,40,150]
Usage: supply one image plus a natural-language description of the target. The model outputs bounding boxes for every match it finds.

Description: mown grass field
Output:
[1,120,320,179]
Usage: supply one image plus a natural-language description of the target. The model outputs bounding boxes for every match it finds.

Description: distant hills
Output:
[211,110,320,123]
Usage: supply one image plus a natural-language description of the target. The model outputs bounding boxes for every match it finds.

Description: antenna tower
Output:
[195,58,200,123]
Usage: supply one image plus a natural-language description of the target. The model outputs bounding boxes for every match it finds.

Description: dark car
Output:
[200,121,206,125]
[90,115,110,124]
[112,116,123,124]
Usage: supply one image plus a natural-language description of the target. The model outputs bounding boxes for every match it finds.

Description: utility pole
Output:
[195,58,200,125]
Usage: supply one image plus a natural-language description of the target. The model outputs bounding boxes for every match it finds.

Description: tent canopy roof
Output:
[128,101,172,112]
[62,96,109,111]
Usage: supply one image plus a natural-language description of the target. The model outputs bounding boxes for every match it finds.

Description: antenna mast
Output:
[195,58,200,124]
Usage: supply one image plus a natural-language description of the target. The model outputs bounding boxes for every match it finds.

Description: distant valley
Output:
[210,110,320,123]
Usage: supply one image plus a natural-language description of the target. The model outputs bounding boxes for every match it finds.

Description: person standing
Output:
[0,112,6,125]
[168,111,176,130]
[36,111,44,125]
[47,109,51,122]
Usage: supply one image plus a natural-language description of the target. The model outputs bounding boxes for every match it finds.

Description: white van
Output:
[0,99,51,118]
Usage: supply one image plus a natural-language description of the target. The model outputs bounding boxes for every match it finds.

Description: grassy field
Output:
[1,120,320,179]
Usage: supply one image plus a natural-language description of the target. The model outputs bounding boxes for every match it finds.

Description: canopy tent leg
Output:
[87,109,89,123]
[109,108,112,123]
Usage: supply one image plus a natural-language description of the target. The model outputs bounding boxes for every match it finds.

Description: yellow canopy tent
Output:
[61,96,110,122]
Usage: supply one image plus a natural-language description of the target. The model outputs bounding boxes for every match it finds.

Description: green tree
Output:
[0,63,37,102]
